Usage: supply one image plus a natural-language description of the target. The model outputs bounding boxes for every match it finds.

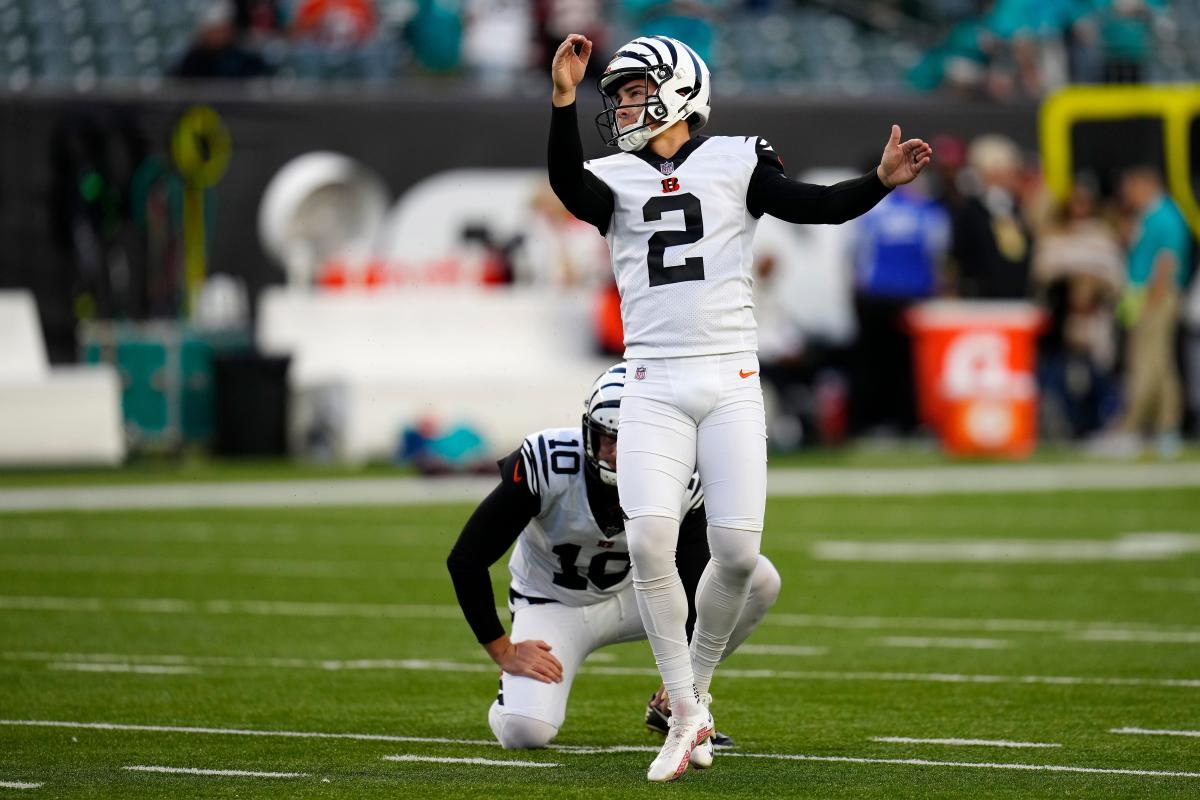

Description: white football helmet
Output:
[582,362,625,486]
[595,36,711,153]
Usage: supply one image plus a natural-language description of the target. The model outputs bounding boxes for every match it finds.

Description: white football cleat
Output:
[646,705,713,782]
[689,693,715,769]
[689,735,714,769]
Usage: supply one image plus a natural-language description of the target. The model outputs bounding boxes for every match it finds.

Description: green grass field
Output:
[1,483,1198,798]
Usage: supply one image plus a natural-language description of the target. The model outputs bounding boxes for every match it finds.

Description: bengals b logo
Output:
[661,177,680,193]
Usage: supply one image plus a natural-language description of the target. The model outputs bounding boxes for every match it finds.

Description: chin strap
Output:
[617,104,690,152]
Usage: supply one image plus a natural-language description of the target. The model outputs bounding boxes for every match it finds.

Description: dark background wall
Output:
[0,85,1037,361]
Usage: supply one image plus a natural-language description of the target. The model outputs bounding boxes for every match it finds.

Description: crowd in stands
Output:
[3,0,1197,92]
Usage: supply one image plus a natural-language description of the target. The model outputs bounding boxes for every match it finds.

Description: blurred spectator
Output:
[752,252,816,450]
[291,0,379,46]
[405,0,464,72]
[172,1,275,78]
[951,135,1031,299]
[620,0,718,64]
[1031,178,1124,438]
[929,133,968,212]
[1111,167,1191,455]
[906,3,998,97]
[533,0,609,83]
[849,175,951,435]
[514,182,610,286]
[1096,0,1166,83]
[236,0,287,36]
[462,0,533,89]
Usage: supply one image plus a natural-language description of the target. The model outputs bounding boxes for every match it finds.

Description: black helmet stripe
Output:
[613,49,652,66]
[638,37,672,66]
[591,400,621,410]
[678,40,703,98]
[649,35,678,67]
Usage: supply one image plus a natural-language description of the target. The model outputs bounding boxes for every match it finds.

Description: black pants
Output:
[850,293,919,435]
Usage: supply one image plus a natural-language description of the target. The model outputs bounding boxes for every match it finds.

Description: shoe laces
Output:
[664,715,693,744]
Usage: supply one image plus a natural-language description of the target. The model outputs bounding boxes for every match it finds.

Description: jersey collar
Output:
[584,469,625,538]
[632,135,708,175]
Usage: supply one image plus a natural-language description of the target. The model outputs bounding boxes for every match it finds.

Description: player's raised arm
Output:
[748,129,932,225]
[551,34,592,107]
[547,34,613,234]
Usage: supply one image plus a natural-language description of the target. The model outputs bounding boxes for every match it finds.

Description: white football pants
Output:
[488,557,781,748]
[617,352,768,708]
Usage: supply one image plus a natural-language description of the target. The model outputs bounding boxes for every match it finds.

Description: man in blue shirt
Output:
[851,180,951,434]
[1116,166,1192,456]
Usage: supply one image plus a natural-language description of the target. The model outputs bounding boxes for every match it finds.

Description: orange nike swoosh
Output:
[513,461,523,482]
[739,370,757,379]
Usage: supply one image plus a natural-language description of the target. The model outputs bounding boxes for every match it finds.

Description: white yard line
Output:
[0,719,496,745]
[1139,578,1200,593]
[723,752,1200,778]
[0,554,373,579]
[0,596,462,619]
[578,665,1200,689]
[47,663,198,675]
[1072,630,1200,644]
[734,644,829,656]
[0,782,42,790]
[4,719,1196,781]
[875,637,1012,650]
[812,533,1200,562]
[383,755,559,768]
[123,765,308,779]
[1,463,1198,512]
[5,652,1199,688]
[767,612,1199,636]
[5,594,1196,644]
[1111,727,1200,738]
[872,736,1060,748]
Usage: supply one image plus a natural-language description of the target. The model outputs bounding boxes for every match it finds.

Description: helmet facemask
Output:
[582,363,625,487]
[595,64,694,153]
[582,411,619,486]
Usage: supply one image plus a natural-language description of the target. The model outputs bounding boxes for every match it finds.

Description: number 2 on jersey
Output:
[643,193,705,287]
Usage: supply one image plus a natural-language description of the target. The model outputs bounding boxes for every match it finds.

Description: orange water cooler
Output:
[906,301,1046,458]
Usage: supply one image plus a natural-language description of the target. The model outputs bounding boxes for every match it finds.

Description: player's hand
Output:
[552,34,592,104]
[877,124,933,188]
[493,639,564,684]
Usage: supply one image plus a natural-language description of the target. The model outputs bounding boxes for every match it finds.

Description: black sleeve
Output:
[445,449,540,645]
[548,102,615,235]
[747,137,891,224]
[675,502,711,642]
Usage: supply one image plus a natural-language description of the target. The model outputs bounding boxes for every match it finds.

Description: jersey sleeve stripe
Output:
[536,435,551,484]
[521,441,541,497]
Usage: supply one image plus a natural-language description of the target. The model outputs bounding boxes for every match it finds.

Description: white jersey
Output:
[585,135,765,359]
[508,426,704,606]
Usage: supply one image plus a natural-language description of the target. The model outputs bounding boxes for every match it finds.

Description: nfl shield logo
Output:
[635,366,647,381]
[659,162,674,176]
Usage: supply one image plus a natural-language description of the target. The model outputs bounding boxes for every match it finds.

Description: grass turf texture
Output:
[0,489,1197,798]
